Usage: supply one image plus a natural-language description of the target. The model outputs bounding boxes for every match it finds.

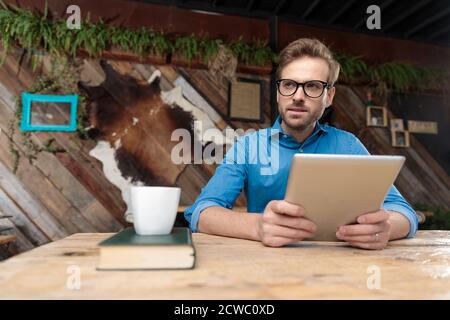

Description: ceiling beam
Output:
[302,0,321,20]
[328,0,357,24]
[274,0,288,15]
[123,0,449,47]
[246,0,257,12]
[383,0,433,32]
[405,7,450,37]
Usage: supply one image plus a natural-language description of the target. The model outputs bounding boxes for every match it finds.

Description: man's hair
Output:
[276,38,340,85]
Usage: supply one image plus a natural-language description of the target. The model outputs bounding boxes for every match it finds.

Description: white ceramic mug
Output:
[130,186,181,235]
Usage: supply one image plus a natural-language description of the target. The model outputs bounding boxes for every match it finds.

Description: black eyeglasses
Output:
[276,79,333,98]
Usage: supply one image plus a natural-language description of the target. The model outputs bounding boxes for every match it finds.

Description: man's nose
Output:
[293,85,306,101]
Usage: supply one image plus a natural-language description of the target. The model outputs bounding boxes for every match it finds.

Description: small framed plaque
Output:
[407,120,438,134]
[366,106,388,127]
[228,78,264,122]
[390,118,404,131]
[391,129,410,148]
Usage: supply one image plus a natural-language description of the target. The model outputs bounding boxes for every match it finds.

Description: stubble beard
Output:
[280,105,323,131]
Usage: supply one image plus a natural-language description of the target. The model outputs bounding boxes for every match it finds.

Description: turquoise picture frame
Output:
[20,92,78,132]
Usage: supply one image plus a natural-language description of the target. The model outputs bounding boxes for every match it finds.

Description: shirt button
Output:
[299,149,304,152]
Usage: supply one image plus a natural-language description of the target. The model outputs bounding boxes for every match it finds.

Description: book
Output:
[97,227,195,270]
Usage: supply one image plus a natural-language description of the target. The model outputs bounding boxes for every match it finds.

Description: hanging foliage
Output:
[0,1,447,94]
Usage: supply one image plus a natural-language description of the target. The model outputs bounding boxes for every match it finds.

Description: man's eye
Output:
[306,82,321,90]
[283,81,296,88]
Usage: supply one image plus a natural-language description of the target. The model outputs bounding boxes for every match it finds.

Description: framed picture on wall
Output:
[390,118,404,131]
[366,106,387,127]
[391,129,410,148]
[20,92,78,132]
[228,77,264,122]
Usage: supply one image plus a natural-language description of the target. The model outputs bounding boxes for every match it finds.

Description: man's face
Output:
[277,56,336,130]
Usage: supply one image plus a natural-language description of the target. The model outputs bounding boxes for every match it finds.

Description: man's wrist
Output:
[251,213,263,242]
[387,210,410,240]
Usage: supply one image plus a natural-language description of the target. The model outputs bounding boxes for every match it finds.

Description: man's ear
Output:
[326,86,336,107]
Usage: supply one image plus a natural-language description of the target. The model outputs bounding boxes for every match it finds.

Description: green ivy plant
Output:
[228,37,252,65]
[0,2,274,67]
[227,37,275,66]
[248,39,277,67]
[335,53,446,97]
[109,26,171,58]
[335,54,368,84]
[415,203,450,230]
[1,1,446,94]
[199,37,221,64]
[173,34,200,63]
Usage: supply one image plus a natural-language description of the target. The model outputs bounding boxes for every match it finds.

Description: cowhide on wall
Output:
[79,60,224,221]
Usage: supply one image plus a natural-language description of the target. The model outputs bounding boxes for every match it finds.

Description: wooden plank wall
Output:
[332,86,450,210]
[0,52,125,256]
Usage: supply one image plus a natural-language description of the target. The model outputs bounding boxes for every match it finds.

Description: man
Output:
[184,38,418,249]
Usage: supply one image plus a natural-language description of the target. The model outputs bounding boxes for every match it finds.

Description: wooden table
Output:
[0,234,16,245]
[0,231,449,299]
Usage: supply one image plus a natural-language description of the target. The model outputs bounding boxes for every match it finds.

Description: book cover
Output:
[99,227,193,247]
[97,227,195,271]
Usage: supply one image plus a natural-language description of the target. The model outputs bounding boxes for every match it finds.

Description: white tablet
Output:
[284,154,405,241]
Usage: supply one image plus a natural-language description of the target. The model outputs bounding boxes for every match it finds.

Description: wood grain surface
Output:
[0,230,448,299]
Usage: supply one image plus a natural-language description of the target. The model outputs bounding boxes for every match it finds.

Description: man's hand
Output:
[257,200,317,247]
[336,209,392,250]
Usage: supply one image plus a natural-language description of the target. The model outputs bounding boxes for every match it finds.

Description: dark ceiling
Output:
[129,0,450,48]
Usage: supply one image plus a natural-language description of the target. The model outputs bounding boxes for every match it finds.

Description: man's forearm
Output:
[198,208,411,242]
[388,211,411,240]
[198,206,261,241]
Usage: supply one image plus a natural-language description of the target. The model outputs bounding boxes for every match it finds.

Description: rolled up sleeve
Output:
[349,134,418,238]
[382,186,419,238]
[184,137,248,232]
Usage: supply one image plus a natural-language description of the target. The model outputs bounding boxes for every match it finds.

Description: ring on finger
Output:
[375,233,380,242]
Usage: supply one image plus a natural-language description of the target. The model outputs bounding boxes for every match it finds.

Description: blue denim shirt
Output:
[184,116,418,238]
